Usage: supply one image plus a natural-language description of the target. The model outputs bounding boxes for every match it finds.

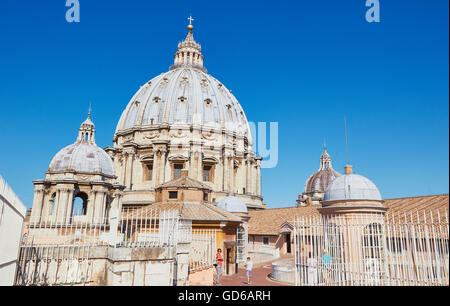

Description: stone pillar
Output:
[30,186,45,224]
[245,160,249,194]
[222,155,228,192]
[55,188,69,224]
[65,187,74,223]
[196,151,202,181]
[247,160,253,194]
[155,151,161,185]
[160,149,167,185]
[93,188,107,223]
[108,189,123,245]
[41,190,50,223]
[121,154,127,186]
[125,152,134,189]
[255,157,262,196]
[87,189,96,223]
[175,242,190,286]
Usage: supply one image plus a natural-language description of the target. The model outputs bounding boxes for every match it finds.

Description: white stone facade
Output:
[105,24,263,209]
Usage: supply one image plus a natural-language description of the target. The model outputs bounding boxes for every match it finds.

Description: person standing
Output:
[307,252,318,286]
[321,249,332,285]
[244,257,253,285]
[214,248,223,285]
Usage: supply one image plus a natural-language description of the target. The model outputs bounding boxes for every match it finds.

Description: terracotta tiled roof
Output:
[384,194,449,223]
[248,206,321,235]
[248,194,449,235]
[157,176,211,190]
[122,202,241,222]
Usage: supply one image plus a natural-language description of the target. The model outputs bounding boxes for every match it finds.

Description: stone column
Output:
[246,161,250,195]
[30,186,45,224]
[195,151,202,181]
[222,154,228,192]
[125,152,134,189]
[175,241,190,286]
[87,189,95,223]
[94,188,107,223]
[255,157,262,196]
[108,189,123,246]
[121,154,128,186]
[230,158,235,193]
[65,187,74,223]
[160,149,167,184]
[56,187,71,224]
[150,157,157,188]
[41,190,50,223]
[155,150,161,186]
[248,161,253,195]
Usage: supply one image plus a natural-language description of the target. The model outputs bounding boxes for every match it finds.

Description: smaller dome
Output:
[305,169,341,194]
[323,173,382,202]
[304,147,341,194]
[217,196,248,213]
[48,113,115,177]
[49,143,114,176]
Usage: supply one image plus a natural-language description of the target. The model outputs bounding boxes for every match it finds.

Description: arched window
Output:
[326,222,344,263]
[362,223,383,259]
[361,223,384,284]
[49,193,56,215]
[72,192,88,216]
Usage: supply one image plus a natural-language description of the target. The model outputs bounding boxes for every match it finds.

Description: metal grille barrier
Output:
[293,210,449,286]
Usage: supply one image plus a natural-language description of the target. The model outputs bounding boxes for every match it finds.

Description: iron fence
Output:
[293,209,449,286]
[189,229,217,271]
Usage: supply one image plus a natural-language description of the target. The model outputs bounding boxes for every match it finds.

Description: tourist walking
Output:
[307,252,318,285]
[244,257,253,284]
[214,248,223,285]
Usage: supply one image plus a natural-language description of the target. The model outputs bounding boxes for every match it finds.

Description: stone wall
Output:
[15,245,182,286]
[0,175,26,286]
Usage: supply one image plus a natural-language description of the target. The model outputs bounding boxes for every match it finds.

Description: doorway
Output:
[226,248,231,275]
[286,233,291,253]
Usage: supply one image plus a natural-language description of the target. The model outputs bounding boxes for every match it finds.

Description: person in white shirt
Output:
[307,252,318,285]
[244,257,253,284]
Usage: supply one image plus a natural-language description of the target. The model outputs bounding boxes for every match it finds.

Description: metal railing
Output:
[293,209,449,286]
[24,207,180,248]
[119,207,179,248]
[189,229,217,271]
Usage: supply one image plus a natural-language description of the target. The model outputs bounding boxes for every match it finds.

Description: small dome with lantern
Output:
[48,112,115,177]
[304,146,341,195]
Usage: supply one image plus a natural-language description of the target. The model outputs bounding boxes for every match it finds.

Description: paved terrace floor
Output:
[216,255,293,286]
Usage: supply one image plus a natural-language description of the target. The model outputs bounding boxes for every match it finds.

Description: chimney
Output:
[181,169,188,178]
[344,165,353,175]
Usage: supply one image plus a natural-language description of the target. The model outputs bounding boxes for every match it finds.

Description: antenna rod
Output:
[344,116,349,165]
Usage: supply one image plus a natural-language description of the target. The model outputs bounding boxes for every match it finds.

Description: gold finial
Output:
[88,102,92,119]
[187,15,194,31]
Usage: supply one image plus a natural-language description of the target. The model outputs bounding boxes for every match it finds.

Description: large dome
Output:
[106,22,264,209]
[114,25,252,144]
[323,171,382,202]
[115,68,251,139]
[48,116,114,177]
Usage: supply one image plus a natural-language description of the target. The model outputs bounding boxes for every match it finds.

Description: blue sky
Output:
[0,0,448,209]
